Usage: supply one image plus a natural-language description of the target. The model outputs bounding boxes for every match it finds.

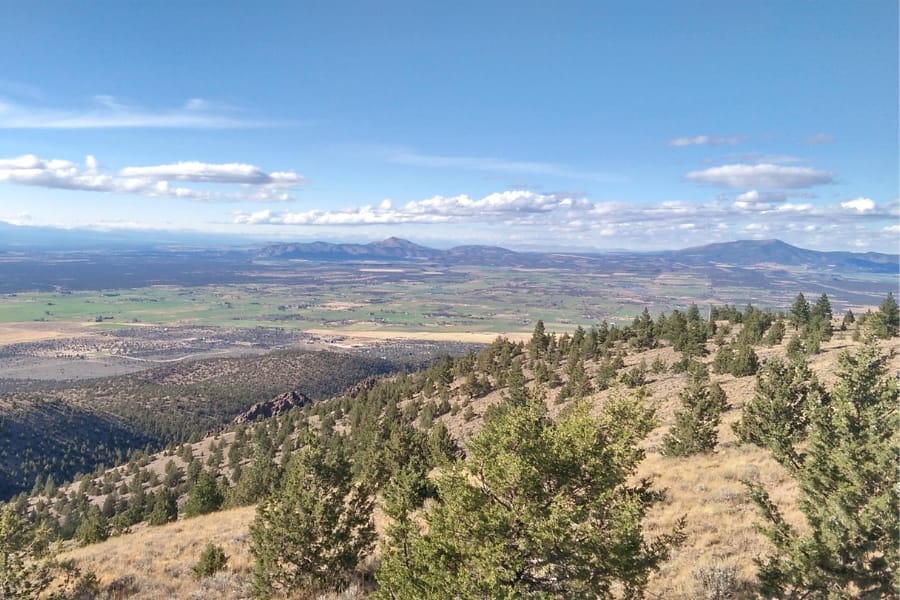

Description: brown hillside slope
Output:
[54,329,899,599]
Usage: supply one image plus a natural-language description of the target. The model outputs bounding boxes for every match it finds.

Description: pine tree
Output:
[662,369,727,456]
[376,388,684,598]
[251,440,374,598]
[747,335,899,597]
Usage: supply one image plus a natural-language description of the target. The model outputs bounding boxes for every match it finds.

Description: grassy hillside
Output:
[36,311,896,599]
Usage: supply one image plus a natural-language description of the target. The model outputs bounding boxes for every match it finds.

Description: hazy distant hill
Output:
[258,236,442,261]
[259,237,899,273]
[667,239,899,273]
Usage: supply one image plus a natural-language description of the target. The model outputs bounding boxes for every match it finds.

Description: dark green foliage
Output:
[730,343,759,377]
[789,293,810,329]
[0,503,52,598]
[228,432,280,507]
[183,470,224,518]
[74,505,108,546]
[148,488,178,526]
[762,319,785,345]
[662,370,727,456]
[867,291,899,338]
[840,308,855,330]
[251,440,374,598]
[733,358,826,470]
[0,349,396,499]
[376,389,684,599]
[193,543,228,580]
[748,335,899,597]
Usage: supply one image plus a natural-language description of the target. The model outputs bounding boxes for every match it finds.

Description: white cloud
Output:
[0,95,276,129]
[235,190,589,226]
[685,163,833,189]
[119,161,302,186]
[668,135,740,147]
[0,154,301,202]
[735,189,788,204]
[224,180,900,250]
[840,197,875,213]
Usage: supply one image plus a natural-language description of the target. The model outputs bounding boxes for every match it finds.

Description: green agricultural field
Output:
[0,263,781,337]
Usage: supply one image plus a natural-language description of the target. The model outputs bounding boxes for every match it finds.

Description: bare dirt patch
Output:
[306,328,529,344]
[0,322,87,346]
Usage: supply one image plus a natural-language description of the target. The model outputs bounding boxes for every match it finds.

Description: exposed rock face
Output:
[233,390,311,424]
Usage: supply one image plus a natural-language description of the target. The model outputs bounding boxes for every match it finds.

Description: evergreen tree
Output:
[733,358,827,470]
[747,335,899,597]
[183,470,225,518]
[0,503,52,598]
[376,388,684,598]
[869,291,899,338]
[149,488,178,526]
[840,308,855,331]
[662,369,727,456]
[789,293,810,329]
[251,440,374,598]
[75,505,108,546]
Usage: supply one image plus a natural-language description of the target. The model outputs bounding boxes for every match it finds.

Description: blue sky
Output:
[0,1,896,251]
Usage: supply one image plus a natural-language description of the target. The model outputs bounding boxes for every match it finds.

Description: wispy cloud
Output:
[685,163,834,189]
[0,95,277,129]
[383,148,623,183]
[668,135,741,147]
[0,154,302,202]
[807,133,835,145]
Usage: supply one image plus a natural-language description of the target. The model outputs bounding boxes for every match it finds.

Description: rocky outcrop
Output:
[233,390,311,424]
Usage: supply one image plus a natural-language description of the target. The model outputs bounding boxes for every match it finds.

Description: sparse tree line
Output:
[0,292,896,598]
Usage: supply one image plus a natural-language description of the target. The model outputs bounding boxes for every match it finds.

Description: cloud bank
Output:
[232,188,897,251]
[0,154,302,202]
[685,163,834,189]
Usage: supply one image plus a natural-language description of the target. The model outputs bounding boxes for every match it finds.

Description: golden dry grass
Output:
[0,322,85,345]
[51,328,899,599]
[56,506,256,599]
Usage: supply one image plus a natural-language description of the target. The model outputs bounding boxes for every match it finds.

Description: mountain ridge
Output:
[258,237,899,273]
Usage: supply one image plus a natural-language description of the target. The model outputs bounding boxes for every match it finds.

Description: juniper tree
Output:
[148,488,178,526]
[747,335,899,597]
[789,293,810,329]
[662,368,727,456]
[0,503,52,598]
[251,440,374,598]
[183,470,224,518]
[733,357,827,470]
[376,387,684,599]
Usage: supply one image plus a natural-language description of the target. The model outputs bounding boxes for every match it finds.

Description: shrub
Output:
[193,543,228,580]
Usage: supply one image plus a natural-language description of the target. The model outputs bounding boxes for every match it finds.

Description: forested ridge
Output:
[1,292,897,599]
[0,349,398,498]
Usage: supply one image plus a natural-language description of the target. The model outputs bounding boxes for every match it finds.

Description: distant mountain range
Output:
[258,237,899,274]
